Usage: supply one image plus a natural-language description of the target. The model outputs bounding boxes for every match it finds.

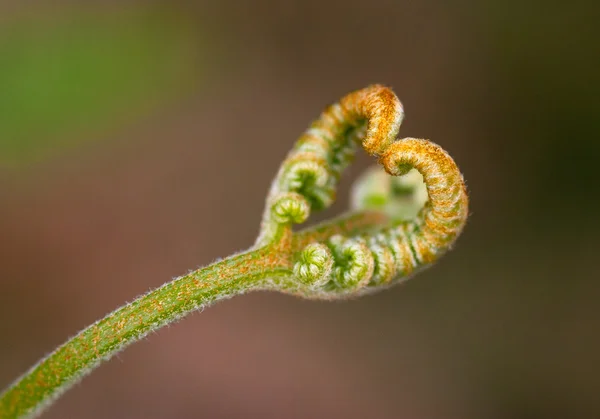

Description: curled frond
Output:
[365,239,397,286]
[271,192,311,225]
[338,85,404,155]
[257,84,405,244]
[278,154,335,210]
[274,86,468,298]
[378,138,468,265]
[0,84,470,419]
[293,243,333,289]
[327,235,374,291]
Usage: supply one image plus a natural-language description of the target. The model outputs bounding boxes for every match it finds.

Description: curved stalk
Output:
[0,247,291,419]
[0,84,469,418]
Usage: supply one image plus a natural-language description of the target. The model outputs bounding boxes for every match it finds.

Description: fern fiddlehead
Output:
[0,85,468,418]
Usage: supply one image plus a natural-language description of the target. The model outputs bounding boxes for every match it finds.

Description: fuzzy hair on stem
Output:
[0,85,469,419]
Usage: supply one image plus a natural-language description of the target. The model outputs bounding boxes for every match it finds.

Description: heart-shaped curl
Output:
[0,85,470,419]
[257,85,468,299]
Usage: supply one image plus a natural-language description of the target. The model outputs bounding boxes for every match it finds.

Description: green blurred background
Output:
[1,1,598,418]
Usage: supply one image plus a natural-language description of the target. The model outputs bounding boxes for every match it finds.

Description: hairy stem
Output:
[0,211,385,419]
[0,84,469,418]
[0,247,291,419]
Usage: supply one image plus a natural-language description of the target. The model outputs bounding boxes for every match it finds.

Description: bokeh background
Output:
[1,1,598,418]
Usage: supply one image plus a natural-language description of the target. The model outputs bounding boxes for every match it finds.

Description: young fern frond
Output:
[0,85,469,419]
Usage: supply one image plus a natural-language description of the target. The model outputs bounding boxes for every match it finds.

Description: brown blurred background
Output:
[1,1,598,418]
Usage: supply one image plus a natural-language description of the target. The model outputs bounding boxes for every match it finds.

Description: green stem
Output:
[0,247,291,419]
